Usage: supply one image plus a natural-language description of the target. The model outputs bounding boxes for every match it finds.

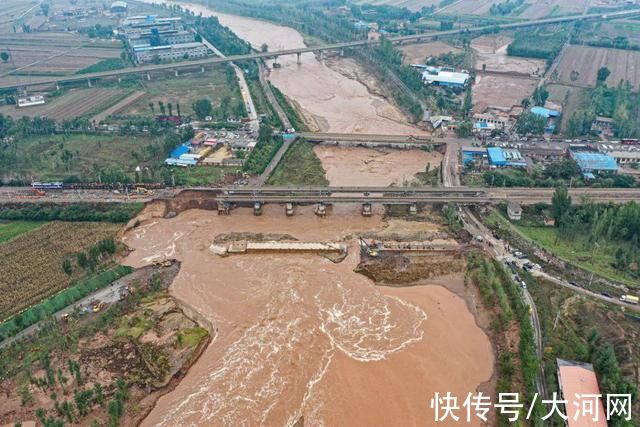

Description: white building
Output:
[134,42,208,63]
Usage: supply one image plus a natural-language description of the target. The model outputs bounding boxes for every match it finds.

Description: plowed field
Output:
[556,45,640,89]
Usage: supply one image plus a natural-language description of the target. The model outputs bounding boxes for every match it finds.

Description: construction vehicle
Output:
[135,187,154,196]
[32,188,46,197]
[90,300,105,313]
[621,295,639,305]
[285,202,294,216]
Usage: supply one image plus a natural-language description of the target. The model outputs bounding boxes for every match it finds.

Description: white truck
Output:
[621,295,639,305]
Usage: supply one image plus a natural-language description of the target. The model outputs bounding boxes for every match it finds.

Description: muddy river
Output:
[130,2,493,425]
[124,206,493,426]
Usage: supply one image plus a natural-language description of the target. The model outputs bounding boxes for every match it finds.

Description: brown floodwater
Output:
[123,205,493,426]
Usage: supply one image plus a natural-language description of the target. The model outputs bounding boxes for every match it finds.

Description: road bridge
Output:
[296,132,442,146]
[2,8,639,91]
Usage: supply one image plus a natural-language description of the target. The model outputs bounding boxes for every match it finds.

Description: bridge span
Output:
[296,132,443,146]
[215,186,640,205]
[2,9,639,90]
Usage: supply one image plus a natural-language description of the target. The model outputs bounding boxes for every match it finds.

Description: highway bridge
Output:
[3,8,640,91]
[215,186,640,205]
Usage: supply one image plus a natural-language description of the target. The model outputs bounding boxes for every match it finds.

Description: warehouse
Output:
[421,67,470,88]
[487,147,527,167]
[570,151,618,176]
[461,146,487,166]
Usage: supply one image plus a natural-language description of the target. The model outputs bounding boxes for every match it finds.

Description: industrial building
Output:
[487,147,527,168]
[608,150,640,166]
[570,150,618,177]
[461,146,488,166]
[420,66,470,88]
[557,359,607,427]
[121,16,208,64]
[531,106,561,133]
[133,42,208,63]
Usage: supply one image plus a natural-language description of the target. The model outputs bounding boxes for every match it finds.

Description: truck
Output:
[621,295,639,305]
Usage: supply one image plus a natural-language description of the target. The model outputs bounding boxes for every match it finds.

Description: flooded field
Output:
[314,146,442,186]
[123,206,493,426]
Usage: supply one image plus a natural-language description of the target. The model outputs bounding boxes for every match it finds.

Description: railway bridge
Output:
[212,186,640,216]
[2,9,640,91]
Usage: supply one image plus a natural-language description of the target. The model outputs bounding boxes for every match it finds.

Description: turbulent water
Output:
[129,2,493,425]
[124,206,493,426]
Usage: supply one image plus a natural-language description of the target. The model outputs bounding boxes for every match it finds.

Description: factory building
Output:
[570,150,618,178]
[128,30,195,47]
[487,147,527,168]
[420,66,470,88]
[133,42,208,63]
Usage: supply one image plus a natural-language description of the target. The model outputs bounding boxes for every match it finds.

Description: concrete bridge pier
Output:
[362,202,372,217]
[314,202,326,217]
[217,201,230,215]
[87,79,92,88]
[117,77,122,84]
[285,202,294,216]
[408,203,418,216]
[253,201,263,216]
[55,82,60,91]
[201,66,205,73]
[340,48,345,57]
[318,50,324,62]
[296,52,301,65]
[146,72,151,81]
[174,69,179,77]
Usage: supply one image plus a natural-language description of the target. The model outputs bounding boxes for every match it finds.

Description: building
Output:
[461,146,487,166]
[608,150,640,166]
[487,147,527,168]
[128,29,195,47]
[570,151,618,177]
[473,112,510,129]
[507,202,522,221]
[110,1,128,13]
[557,359,607,427]
[531,106,560,119]
[591,116,616,137]
[421,67,470,88]
[133,42,208,63]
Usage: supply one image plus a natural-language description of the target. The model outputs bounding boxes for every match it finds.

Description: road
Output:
[3,8,640,90]
[0,270,131,349]
[198,30,259,133]
[297,132,439,144]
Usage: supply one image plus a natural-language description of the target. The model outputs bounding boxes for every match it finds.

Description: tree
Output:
[158,100,165,116]
[551,186,571,228]
[148,102,155,115]
[260,43,268,52]
[76,252,88,269]
[455,120,473,137]
[194,34,202,42]
[596,67,610,84]
[0,52,8,63]
[515,112,546,135]
[176,102,181,117]
[168,102,173,117]
[62,259,72,275]
[532,86,549,106]
[192,98,213,120]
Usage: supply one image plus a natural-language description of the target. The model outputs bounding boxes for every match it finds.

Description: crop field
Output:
[437,0,503,15]
[471,35,546,74]
[0,87,131,120]
[0,32,121,86]
[546,83,588,132]
[0,133,167,182]
[0,221,120,319]
[519,0,589,19]
[353,0,440,12]
[401,41,461,64]
[556,45,640,89]
[118,67,243,119]
[0,220,45,244]
[472,74,538,112]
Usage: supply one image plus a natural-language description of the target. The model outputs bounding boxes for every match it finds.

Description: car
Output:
[520,281,527,289]
[569,280,578,286]
[601,292,611,298]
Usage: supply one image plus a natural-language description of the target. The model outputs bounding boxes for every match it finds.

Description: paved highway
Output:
[3,8,640,90]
